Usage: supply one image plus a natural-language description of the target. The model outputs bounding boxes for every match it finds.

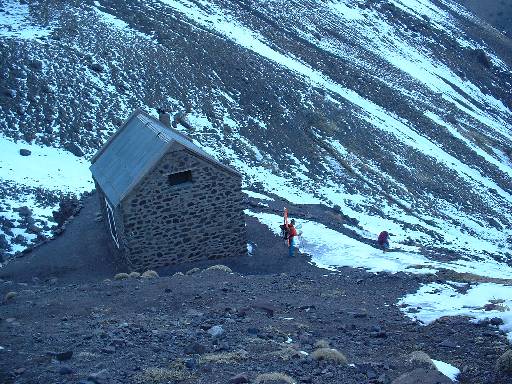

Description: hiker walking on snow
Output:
[287,219,298,257]
[377,231,390,252]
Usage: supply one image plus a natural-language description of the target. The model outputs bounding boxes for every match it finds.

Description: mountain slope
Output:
[0,0,511,268]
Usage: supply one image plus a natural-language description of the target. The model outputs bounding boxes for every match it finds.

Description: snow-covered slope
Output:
[1,0,511,272]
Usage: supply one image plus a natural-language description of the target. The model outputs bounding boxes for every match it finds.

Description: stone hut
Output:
[90,109,246,270]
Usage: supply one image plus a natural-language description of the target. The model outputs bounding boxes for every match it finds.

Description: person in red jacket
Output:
[287,219,298,257]
[377,231,390,252]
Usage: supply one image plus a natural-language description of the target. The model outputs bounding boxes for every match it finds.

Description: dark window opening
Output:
[168,170,193,186]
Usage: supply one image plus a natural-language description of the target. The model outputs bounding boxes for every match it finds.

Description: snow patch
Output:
[432,359,460,382]
[243,190,274,201]
[0,0,54,40]
[0,136,94,193]
[247,210,512,279]
[399,282,512,341]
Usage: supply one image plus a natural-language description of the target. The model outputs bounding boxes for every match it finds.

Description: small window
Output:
[168,170,193,186]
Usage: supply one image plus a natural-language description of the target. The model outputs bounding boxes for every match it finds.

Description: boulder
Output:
[29,60,43,70]
[229,373,249,383]
[2,88,16,98]
[490,317,504,326]
[207,325,224,338]
[63,143,84,157]
[55,350,73,361]
[474,49,492,68]
[19,149,31,156]
[184,342,207,355]
[90,63,104,72]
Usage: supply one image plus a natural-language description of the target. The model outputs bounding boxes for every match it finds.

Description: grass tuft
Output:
[311,348,348,365]
[114,273,130,280]
[4,291,17,302]
[142,270,159,279]
[186,268,201,275]
[314,339,330,349]
[266,347,302,361]
[254,372,296,383]
[133,366,194,383]
[134,360,195,383]
[129,272,141,278]
[205,264,232,273]
[199,350,248,364]
[408,351,434,367]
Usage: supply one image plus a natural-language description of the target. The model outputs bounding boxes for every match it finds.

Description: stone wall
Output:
[120,146,246,270]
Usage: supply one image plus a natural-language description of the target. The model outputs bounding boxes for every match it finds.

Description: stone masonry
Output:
[114,145,246,270]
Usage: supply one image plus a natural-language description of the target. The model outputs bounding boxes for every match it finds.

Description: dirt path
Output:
[0,192,315,284]
[0,193,121,284]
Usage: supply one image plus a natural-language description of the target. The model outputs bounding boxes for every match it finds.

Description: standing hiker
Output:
[287,219,298,257]
[280,208,300,257]
[377,231,390,252]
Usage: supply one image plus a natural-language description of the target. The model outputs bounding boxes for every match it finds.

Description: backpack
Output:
[280,224,290,240]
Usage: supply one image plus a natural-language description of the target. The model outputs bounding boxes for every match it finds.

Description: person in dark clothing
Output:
[377,231,390,252]
[287,219,298,257]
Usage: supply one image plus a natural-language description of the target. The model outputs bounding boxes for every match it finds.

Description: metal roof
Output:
[90,109,240,207]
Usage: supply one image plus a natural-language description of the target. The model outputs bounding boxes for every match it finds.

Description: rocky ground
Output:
[1,193,512,384]
[456,0,512,37]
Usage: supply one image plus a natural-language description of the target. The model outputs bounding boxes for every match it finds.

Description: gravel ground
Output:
[0,193,511,384]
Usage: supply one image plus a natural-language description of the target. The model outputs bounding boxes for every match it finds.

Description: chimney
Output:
[157,108,171,127]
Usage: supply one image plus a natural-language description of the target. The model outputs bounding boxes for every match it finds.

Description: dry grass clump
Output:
[314,339,330,349]
[142,270,159,279]
[114,272,144,280]
[311,348,347,365]
[205,264,232,273]
[134,366,194,383]
[114,273,130,280]
[199,350,248,364]
[408,351,434,367]
[254,372,296,383]
[266,347,302,361]
[186,268,201,275]
[4,291,17,302]
[497,350,512,373]
[134,360,195,383]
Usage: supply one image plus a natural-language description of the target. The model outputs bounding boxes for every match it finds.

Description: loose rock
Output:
[207,325,224,337]
[229,372,249,383]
